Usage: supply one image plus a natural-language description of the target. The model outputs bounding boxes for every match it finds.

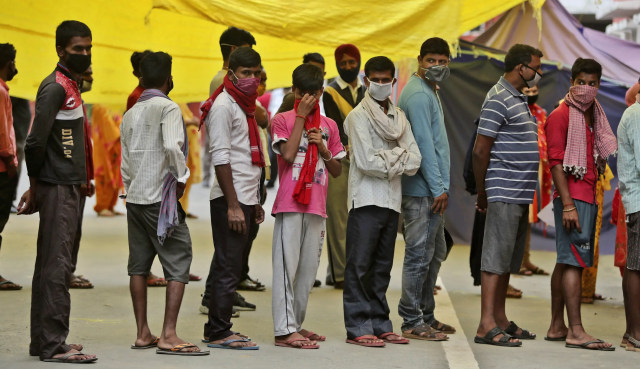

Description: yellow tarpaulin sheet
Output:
[0,0,544,106]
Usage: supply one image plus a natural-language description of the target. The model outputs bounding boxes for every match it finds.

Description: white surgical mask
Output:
[367,77,394,101]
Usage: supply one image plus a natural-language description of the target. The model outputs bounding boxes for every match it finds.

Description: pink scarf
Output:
[562,85,617,179]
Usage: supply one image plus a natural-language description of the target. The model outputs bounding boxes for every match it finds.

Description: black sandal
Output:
[474,327,522,347]
[504,321,536,340]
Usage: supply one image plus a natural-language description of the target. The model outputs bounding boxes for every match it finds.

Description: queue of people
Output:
[1,18,640,364]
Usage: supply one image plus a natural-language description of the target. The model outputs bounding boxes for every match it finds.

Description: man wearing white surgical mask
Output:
[342,56,422,347]
[396,37,453,341]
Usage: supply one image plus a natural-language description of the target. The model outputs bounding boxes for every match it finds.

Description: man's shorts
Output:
[126,202,192,283]
[553,198,596,268]
[626,211,640,271]
[481,201,529,274]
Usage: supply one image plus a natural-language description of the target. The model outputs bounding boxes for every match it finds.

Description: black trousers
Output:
[343,205,398,339]
[469,210,486,286]
[204,197,255,341]
[71,196,86,272]
[29,183,82,360]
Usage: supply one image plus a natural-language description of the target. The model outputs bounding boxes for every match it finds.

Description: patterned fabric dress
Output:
[91,104,123,213]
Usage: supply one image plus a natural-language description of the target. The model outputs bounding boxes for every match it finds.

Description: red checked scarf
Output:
[292,99,321,204]
[562,85,617,179]
[199,75,265,167]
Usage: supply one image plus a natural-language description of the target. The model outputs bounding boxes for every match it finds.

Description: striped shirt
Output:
[477,77,539,204]
[121,93,190,205]
[618,102,640,214]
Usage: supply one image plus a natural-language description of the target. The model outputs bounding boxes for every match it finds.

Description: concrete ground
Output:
[0,179,637,368]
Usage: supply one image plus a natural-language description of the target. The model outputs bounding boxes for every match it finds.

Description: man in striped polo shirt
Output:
[472,44,543,347]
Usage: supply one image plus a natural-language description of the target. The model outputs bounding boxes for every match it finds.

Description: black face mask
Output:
[6,65,17,81]
[527,94,538,105]
[65,53,91,74]
[338,65,360,83]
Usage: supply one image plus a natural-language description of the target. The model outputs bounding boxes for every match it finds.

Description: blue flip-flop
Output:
[207,338,259,350]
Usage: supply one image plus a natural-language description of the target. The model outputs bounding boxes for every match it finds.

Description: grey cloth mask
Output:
[422,65,450,82]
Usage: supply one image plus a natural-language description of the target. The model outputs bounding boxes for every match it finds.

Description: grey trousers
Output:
[325,158,349,283]
[30,182,82,360]
[272,213,325,336]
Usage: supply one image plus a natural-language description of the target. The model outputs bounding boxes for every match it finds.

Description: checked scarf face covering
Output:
[292,98,321,205]
[563,85,617,179]
[199,73,265,167]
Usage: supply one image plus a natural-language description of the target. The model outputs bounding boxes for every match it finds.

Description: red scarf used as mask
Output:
[292,99,322,205]
[199,74,265,167]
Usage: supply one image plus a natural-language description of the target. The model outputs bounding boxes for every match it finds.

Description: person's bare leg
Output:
[494,273,510,327]
[564,265,612,349]
[547,263,568,339]
[476,271,518,343]
[130,275,155,347]
[625,269,640,340]
[157,281,200,352]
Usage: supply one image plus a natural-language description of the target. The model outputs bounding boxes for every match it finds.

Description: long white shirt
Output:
[121,95,189,205]
[344,100,422,213]
[206,89,261,205]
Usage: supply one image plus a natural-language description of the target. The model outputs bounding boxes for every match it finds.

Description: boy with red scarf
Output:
[199,47,263,350]
[544,58,616,351]
[270,64,345,349]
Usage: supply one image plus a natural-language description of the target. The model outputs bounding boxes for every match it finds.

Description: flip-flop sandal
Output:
[202,332,250,343]
[275,338,319,349]
[70,275,94,289]
[506,285,523,299]
[403,323,448,341]
[474,327,521,347]
[379,332,409,344]
[131,336,159,349]
[429,319,456,334]
[301,330,326,341]
[0,279,22,290]
[531,267,549,275]
[626,336,640,352]
[518,267,533,276]
[346,335,385,347]
[544,335,567,341]
[565,339,615,351]
[43,352,98,363]
[621,333,630,348]
[504,321,536,340]
[156,343,210,355]
[207,338,259,350]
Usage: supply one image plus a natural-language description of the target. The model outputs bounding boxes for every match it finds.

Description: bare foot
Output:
[546,325,568,340]
[299,329,326,341]
[134,333,158,348]
[211,334,257,348]
[50,349,97,362]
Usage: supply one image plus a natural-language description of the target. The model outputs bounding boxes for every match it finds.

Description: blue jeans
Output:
[398,196,447,331]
